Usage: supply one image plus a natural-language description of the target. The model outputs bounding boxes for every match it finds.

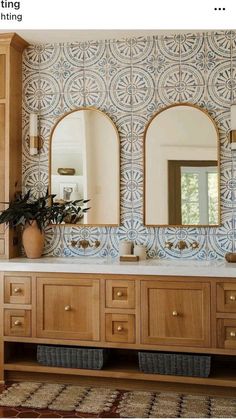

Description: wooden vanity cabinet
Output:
[0,33,28,258]
[3,272,236,392]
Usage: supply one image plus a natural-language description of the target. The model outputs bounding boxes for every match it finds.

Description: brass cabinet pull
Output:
[14,320,22,326]
[117,325,123,332]
[14,287,21,293]
[172,311,178,317]
[230,295,236,301]
[230,331,236,337]
[116,291,123,297]
[64,305,71,311]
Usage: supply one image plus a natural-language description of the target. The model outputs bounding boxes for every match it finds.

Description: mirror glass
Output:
[50,108,120,225]
[145,104,219,226]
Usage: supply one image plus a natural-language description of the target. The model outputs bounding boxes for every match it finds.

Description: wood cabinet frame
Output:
[2,272,236,392]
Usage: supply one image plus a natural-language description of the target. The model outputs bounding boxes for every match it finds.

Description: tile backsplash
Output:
[22,31,236,259]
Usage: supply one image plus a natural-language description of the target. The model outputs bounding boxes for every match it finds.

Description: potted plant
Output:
[0,190,90,258]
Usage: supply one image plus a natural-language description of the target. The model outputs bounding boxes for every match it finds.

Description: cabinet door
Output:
[141,281,210,347]
[37,277,100,341]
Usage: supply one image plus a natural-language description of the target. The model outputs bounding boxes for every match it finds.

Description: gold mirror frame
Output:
[143,103,220,227]
[49,107,120,227]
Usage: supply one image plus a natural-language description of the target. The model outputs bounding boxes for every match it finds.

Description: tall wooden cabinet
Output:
[0,33,28,258]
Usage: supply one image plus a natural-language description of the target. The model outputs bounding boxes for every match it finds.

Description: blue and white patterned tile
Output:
[105,232,120,259]
[179,33,205,63]
[37,117,55,162]
[117,212,134,239]
[62,229,109,258]
[62,89,85,112]
[131,66,155,91]
[108,38,132,65]
[157,87,180,106]
[207,61,233,108]
[179,80,205,103]
[109,69,132,112]
[156,227,208,260]
[131,163,143,210]
[155,35,180,62]
[231,32,236,59]
[214,109,231,158]
[115,114,132,160]
[23,45,41,70]
[131,114,147,161]
[39,71,61,95]
[61,41,84,67]
[23,164,48,199]
[120,164,133,211]
[220,160,236,209]
[24,71,61,116]
[206,31,233,59]
[207,216,235,258]
[83,40,106,68]
[52,57,80,93]
[37,44,61,70]
[131,88,155,113]
[156,63,180,89]
[83,70,106,103]
[62,68,84,94]
[130,213,154,245]
[130,36,155,64]
[23,73,41,113]
[180,62,205,87]
[84,89,107,108]
[43,225,63,256]
[231,64,236,99]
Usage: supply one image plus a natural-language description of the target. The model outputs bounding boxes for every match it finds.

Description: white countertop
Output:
[0,257,235,277]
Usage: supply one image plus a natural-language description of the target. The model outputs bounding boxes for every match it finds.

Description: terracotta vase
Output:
[22,221,44,258]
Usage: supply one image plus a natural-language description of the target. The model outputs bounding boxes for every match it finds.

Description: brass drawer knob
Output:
[230,331,236,337]
[116,291,123,297]
[64,305,71,311]
[230,295,236,301]
[14,287,22,294]
[172,311,178,317]
[14,320,22,326]
[117,325,123,332]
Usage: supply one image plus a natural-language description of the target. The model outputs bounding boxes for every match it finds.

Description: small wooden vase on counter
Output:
[225,252,236,263]
[22,221,44,258]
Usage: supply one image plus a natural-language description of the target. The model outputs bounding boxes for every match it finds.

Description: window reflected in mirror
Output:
[144,104,220,226]
[50,108,120,226]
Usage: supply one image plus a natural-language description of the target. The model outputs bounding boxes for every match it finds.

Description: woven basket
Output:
[37,345,109,370]
[138,351,211,377]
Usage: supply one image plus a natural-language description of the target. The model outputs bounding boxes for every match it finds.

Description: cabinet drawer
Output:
[217,319,236,349]
[105,280,135,309]
[217,283,236,313]
[4,309,31,337]
[4,275,31,304]
[105,313,135,343]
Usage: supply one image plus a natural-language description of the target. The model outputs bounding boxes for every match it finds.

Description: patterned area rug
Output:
[0,382,236,418]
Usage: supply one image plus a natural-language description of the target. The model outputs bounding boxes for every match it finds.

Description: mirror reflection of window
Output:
[180,165,218,225]
[145,104,220,227]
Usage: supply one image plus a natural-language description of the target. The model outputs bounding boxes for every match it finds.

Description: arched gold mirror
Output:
[144,104,220,227]
[49,107,120,226]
